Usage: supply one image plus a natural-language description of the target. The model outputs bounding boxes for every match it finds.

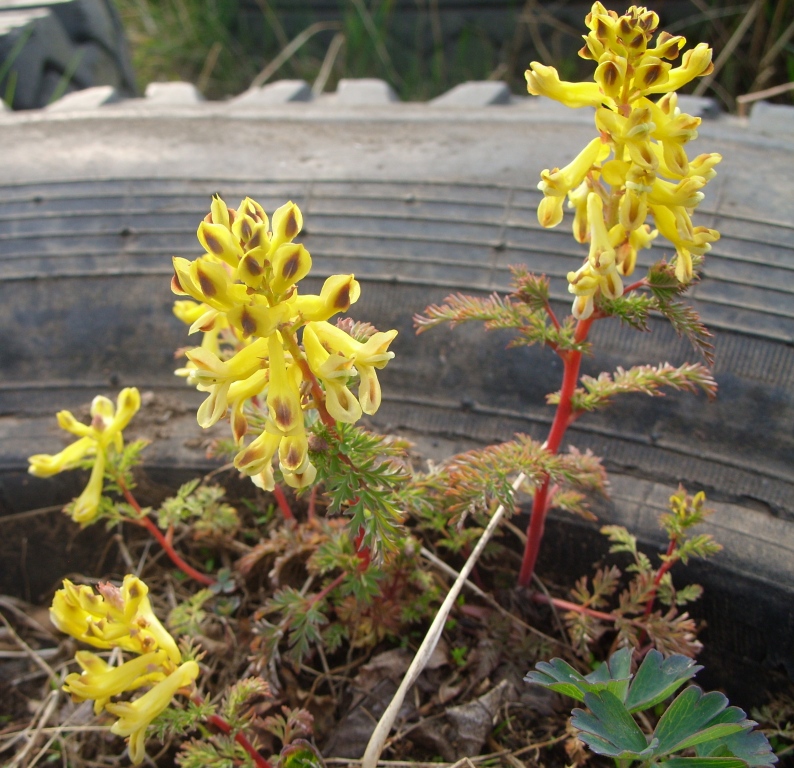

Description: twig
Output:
[419,547,563,647]
[360,473,526,768]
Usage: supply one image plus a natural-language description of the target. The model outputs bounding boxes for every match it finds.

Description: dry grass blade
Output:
[360,473,526,768]
[250,21,340,89]
[6,689,59,768]
[419,546,563,647]
[350,0,402,85]
[694,0,763,97]
[0,611,56,680]
[314,32,346,95]
[737,81,794,115]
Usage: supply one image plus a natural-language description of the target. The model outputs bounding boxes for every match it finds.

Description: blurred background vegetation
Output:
[115,0,794,112]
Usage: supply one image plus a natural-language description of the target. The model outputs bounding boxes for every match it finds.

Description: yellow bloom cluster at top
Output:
[525,2,721,319]
[172,195,397,491]
[27,388,141,525]
[51,575,199,765]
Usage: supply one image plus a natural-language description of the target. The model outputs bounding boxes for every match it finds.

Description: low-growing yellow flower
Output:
[172,196,397,490]
[28,388,141,525]
[526,2,721,318]
[51,575,198,765]
[106,661,199,765]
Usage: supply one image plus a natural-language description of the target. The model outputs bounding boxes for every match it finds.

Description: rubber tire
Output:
[0,0,136,109]
[0,99,792,704]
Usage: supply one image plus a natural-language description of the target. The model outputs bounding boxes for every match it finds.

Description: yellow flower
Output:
[28,388,141,525]
[51,575,198,765]
[105,661,199,765]
[64,650,168,714]
[50,575,181,663]
[172,196,396,490]
[527,2,720,314]
[106,661,199,764]
[310,322,398,415]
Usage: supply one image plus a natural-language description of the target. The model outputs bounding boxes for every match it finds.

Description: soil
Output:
[0,414,791,767]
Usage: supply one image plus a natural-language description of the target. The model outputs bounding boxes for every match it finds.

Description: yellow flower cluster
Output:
[526,2,721,319]
[51,575,199,765]
[173,195,397,491]
[27,388,141,525]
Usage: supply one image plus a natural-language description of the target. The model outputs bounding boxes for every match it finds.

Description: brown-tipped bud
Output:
[595,55,626,100]
[227,301,289,340]
[634,56,670,90]
[653,31,685,60]
[237,197,268,225]
[197,221,243,267]
[232,213,256,245]
[271,243,312,295]
[270,201,303,247]
[210,194,231,230]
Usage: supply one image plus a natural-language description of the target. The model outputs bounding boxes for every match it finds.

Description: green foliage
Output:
[278,739,326,768]
[222,677,272,730]
[158,481,240,538]
[548,362,717,413]
[150,700,217,742]
[526,648,777,767]
[563,488,721,657]
[414,278,589,355]
[177,735,257,768]
[309,423,409,561]
[262,706,313,746]
[407,435,606,522]
[168,588,215,636]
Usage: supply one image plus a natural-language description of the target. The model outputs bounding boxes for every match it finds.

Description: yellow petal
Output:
[28,436,95,477]
[270,243,312,295]
[197,221,243,267]
[525,62,606,108]
[270,201,303,249]
[106,661,199,765]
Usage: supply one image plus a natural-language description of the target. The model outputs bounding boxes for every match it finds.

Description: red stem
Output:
[642,539,677,618]
[622,278,649,294]
[194,697,272,768]
[531,592,645,628]
[272,484,295,521]
[118,480,215,587]
[518,317,594,587]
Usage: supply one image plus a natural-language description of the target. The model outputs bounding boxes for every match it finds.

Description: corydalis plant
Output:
[527,1,721,311]
[51,575,200,765]
[28,388,142,525]
[526,648,777,767]
[416,3,719,588]
[172,195,397,493]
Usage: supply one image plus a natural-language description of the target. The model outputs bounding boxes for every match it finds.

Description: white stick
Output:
[360,473,526,768]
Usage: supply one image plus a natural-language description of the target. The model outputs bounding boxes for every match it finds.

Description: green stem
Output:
[518,317,593,587]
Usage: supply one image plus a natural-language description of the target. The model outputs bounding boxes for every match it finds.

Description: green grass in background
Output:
[113,0,794,111]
